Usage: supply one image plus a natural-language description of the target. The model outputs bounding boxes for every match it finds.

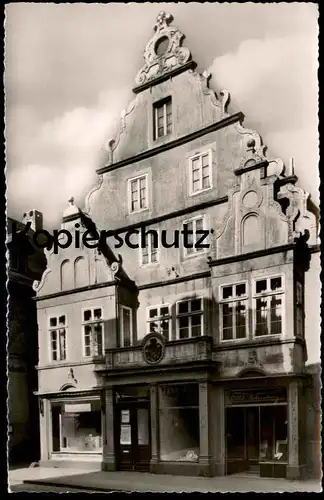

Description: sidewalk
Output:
[8,467,322,493]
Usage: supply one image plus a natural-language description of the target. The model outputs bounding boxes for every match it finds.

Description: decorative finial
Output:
[154,12,173,31]
[68,196,74,206]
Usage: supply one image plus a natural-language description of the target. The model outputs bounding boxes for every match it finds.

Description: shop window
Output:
[176,298,204,339]
[147,305,171,340]
[82,308,104,357]
[159,384,200,462]
[260,406,288,463]
[153,97,172,140]
[49,315,67,362]
[220,282,248,341]
[120,305,133,347]
[189,150,212,195]
[51,399,102,453]
[253,276,284,337]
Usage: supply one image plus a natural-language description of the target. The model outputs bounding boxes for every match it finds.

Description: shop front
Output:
[225,387,288,478]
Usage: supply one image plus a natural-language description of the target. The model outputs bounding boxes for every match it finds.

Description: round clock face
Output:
[155,36,169,57]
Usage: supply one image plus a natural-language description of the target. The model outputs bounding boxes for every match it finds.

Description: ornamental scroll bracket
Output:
[135,12,191,87]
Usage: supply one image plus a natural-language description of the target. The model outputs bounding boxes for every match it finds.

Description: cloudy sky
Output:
[5,2,319,229]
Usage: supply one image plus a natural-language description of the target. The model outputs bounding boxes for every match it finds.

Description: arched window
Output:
[74,257,88,288]
[60,259,70,291]
[242,214,260,246]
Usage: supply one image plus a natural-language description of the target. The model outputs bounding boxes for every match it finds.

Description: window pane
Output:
[236,302,247,339]
[179,316,189,339]
[192,179,200,192]
[50,317,57,327]
[223,286,233,299]
[256,279,267,294]
[160,307,169,317]
[59,315,65,325]
[191,299,202,312]
[84,310,91,322]
[270,296,282,334]
[94,309,102,320]
[201,154,209,167]
[178,301,189,314]
[192,167,200,181]
[159,408,199,462]
[149,308,158,319]
[59,330,66,360]
[222,303,233,340]
[131,180,138,193]
[149,322,159,334]
[191,314,202,337]
[256,298,268,336]
[61,407,102,452]
[195,218,203,231]
[161,319,169,340]
[271,277,282,291]
[202,174,210,189]
[236,284,246,297]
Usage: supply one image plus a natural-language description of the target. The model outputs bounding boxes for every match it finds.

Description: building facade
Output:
[7,210,46,463]
[34,13,320,479]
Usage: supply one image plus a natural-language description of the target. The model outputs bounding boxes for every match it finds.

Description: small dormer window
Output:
[153,97,172,140]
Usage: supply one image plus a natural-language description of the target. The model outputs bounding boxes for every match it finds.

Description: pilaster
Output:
[101,387,116,471]
[149,384,159,472]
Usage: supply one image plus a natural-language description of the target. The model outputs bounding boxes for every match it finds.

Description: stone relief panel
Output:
[213,343,298,378]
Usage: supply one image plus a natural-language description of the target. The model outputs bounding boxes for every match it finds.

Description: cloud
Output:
[6,88,131,228]
[208,34,319,204]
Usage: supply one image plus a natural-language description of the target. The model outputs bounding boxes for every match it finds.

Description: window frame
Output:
[176,297,204,340]
[147,304,171,340]
[188,149,213,196]
[252,274,285,338]
[219,281,249,342]
[120,305,134,347]
[128,173,149,214]
[81,307,104,358]
[153,97,172,140]
[48,314,68,363]
[182,214,207,258]
[139,229,160,267]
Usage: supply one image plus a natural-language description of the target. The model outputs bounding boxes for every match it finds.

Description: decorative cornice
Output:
[138,270,211,291]
[33,280,117,302]
[97,112,243,175]
[208,243,295,267]
[133,61,197,94]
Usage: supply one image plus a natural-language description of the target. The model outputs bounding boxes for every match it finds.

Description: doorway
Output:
[116,403,151,471]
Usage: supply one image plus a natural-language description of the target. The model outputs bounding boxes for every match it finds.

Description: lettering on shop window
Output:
[228,388,286,405]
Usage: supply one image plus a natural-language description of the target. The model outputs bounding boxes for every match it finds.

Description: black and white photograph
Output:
[5,2,321,493]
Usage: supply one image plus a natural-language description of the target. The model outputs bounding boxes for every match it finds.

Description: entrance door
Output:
[116,404,151,471]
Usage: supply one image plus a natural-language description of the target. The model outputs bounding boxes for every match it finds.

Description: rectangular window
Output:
[154,97,172,139]
[51,399,102,453]
[189,151,212,194]
[176,298,204,339]
[147,305,171,340]
[120,305,133,347]
[49,315,67,362]
[183,216,205,256]
[220,283,248,341]
[82,308,104,357]
[253,276,284,337]
[129,175,148,213]
[296,281,304,337]
[140,231,158,265]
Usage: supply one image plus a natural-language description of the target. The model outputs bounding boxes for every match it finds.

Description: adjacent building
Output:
[7,210,46,464]
[33,13,320,479]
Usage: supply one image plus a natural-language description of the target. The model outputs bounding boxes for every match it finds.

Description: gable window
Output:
[140,231,158,265]
[183,216,205,257]
[82,308,104,357]
[120,305,133,347]
[154,97,172,139]
[189,151,212,195]
[129,175,148,213]
[176,298,204,339]
[147,305,171,340]
[220,283,248,341]
[49,315,67,362]
[253,276,284,337]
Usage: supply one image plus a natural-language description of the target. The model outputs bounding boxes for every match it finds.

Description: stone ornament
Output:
[142,333,165,365]
[135,12,191,86]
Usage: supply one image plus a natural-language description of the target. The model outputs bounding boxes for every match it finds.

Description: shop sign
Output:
[227,388,286,405]
[64,403,91,413]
